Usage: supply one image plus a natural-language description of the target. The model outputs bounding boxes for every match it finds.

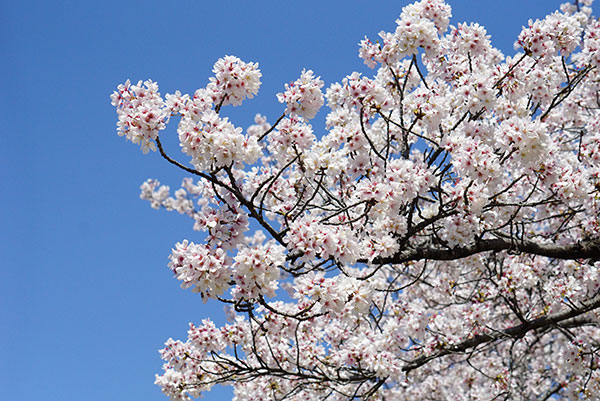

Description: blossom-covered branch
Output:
[401,294,600,372]
[113,0,600,399]
[366,236,600,266]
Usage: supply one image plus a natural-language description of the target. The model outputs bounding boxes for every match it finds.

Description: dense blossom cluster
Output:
[114,0,600,400]
[110,79,166,153]
[231,241,286,300]
[208,56,262,107]
[178,110,262,170]
[168,240,230,298]
[516,10,584,62]
[276,69,324,120]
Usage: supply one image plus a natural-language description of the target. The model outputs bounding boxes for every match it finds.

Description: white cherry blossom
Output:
[113,1,600,399]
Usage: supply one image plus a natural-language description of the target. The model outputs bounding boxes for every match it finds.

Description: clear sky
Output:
[2,0,567,400]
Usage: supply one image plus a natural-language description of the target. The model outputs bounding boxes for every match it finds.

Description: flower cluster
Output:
[267,117,315,159]
[285,217,359,265]
[581,18,600,68]
[178,110,261,170]
[208,55,262,107]
[277,69,324,120]
[372,0,451,64]
[110,79,166,153]
[294,272,373,316]
[448,23,492,57]
[114,0,600,399]
[231,241,286,300]
[326,72,388,111]
[167,240,230,299]
[155,319,237,399]
[358,37,380,69]
[516,11,584,62]
[246,113,271,138]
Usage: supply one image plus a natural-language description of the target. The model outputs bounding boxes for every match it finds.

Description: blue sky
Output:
[2,1,567,400]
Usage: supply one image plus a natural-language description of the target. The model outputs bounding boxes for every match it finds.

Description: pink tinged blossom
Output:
[164,90,190,115]
[267,117,315,160]
[358,36,381,68]
[110,79,167,153]
[277,69,324,120]
[231,241,286,300]
[582,19,600,68]
[168,240,231,299]
[516,11,584,62]
[208,55,262,107]
[111,0,600,399]
[178,110,261,170]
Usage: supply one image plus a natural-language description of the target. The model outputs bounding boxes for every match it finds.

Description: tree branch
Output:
[360,237,600,265]
[402,295,600,372]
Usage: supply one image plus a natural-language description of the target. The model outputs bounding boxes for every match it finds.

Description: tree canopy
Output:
[112,0,600,399]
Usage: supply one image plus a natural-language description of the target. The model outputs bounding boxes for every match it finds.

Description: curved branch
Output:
[155,136,237,194]
[402,295,600,372]
[155,136,286,246]
[155,136,208,179]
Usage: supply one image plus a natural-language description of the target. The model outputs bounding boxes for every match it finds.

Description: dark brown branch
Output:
[360,237,600,266]
[402,294,600,372]
[412,54,429,89]
[155,137,209,179]
[493,53,527,90]
[155,137,236,194]
[539,65,593,121]
[258,112,286,141]
[156,136,286,246]
[223,167,287,245]
[359,108,387,163]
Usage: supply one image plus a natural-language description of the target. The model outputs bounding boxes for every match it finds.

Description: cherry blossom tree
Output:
[112,0,600,399]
